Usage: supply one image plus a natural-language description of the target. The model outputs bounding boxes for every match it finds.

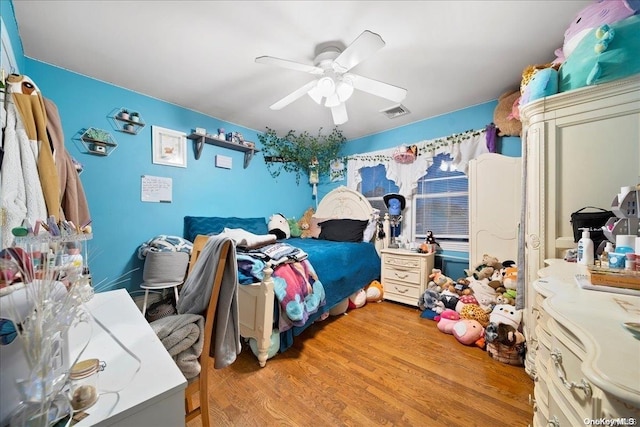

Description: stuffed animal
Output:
[348,288,367,309]
[468,278,499,312]
[439,290,460,312]
[298,208,315,238]
[365,280,384,302]
[518,64,559,110]
[502,267,518,290]
[465,254,502,281]
[493,90,521,137]
[460,303,490,328]
[452,278,473,296]
[553,0,639,65]
[288,218,301,238]
[489,304,523,330]
[485,323,525,347]
[427,268,453,293]
[418,289,442,319]
[435,309,460,334]
[268,213,290,239]
[452,319,485,348]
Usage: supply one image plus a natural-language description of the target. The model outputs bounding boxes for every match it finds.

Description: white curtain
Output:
[347,129,488,198]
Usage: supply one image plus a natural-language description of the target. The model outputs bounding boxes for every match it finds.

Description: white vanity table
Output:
[68,289,186,426]
[531,261,640,426]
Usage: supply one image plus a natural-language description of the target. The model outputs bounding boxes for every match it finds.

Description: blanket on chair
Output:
[177,236,241,369]
[151,313,204,379]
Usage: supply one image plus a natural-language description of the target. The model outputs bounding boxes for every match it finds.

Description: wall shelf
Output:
[186,133,260,168]
[109,108,146,134]
[79,127,118,156]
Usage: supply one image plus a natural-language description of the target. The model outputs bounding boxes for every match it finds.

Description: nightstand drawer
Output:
[382,267,421,284]
[383,279,421,305]
[383,255,422,270]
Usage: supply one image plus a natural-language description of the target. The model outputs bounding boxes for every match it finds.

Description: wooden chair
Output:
[184,235,231,427]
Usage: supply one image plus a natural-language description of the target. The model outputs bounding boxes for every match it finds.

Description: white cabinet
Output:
[468,153,521,268]
[532,262,640,427]
[519,76,640,377]
[380,249,434,306]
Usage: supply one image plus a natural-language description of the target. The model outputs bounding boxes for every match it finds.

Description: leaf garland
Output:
[259,127,346,184]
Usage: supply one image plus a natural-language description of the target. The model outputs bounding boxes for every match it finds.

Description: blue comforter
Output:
[277,238,381,351]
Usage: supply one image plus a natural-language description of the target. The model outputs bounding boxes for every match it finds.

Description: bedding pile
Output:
[236,241,325,332]
[150,313,204,379]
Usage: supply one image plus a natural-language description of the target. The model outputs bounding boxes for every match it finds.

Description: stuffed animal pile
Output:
[419,254,525,365]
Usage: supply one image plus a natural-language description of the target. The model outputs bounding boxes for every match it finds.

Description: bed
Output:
[184,186,385,367]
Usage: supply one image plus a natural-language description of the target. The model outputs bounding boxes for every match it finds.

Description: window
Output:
[414,153,468,244]
[358,165,399,214]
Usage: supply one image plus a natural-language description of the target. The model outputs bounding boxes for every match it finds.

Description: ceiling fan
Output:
[255,30,407,126]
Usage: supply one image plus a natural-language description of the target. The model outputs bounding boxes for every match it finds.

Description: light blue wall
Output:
[7,0,521,287]
[22,59,315,292]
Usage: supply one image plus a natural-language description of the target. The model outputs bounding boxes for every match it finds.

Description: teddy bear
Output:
[465,254,502,281]
[452,278,473,296]
[493,90,521,137]
[298,207,315,238]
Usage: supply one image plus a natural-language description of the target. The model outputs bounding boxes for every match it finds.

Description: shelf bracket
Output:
[193,136,205,160]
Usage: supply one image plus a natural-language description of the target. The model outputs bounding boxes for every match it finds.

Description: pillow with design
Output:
[318,219,369,242]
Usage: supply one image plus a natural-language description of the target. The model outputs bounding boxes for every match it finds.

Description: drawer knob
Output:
[550,349,592,398]
[547,416,560,427]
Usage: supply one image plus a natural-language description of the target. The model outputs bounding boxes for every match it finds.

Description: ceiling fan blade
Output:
[332,30,385,73]
[255,56,324,75]
[270,80,318,110]
[349,74,407,103]
[331,103,348,125]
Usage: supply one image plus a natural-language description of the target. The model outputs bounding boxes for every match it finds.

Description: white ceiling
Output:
[12,1,589,140]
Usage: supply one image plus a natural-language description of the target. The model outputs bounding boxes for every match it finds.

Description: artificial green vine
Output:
[259,127,346,184]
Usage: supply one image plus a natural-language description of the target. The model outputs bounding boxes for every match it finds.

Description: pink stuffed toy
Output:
[435,309,460,334]
[452,319,485,348]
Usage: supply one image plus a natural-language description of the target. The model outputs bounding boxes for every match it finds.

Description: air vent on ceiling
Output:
[380,104,410,119]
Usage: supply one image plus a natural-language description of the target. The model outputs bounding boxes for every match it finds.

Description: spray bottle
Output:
[577,228,594,265]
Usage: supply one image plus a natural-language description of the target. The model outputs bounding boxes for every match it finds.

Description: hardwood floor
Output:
[187,301,534,427]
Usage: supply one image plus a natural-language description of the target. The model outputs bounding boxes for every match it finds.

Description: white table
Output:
[68,289,186,426]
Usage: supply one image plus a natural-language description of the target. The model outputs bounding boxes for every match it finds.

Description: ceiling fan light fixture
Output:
[316,76,336,98]
[336,80,354,103]
[307,85,323,104]
[324,93,341,108]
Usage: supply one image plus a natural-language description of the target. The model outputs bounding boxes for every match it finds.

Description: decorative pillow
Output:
[318,219,369,242]
[183,216,267,242]
[307,217,324,239]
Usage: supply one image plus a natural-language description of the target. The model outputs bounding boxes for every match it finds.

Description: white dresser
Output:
[380,249,434,306]
[519,76,640,376]
[531,261,640,426]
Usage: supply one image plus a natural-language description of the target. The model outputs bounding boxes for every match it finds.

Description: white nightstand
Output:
[380,249,435,306]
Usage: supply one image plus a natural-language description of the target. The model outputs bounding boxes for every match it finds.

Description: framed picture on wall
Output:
[152,126,187,168]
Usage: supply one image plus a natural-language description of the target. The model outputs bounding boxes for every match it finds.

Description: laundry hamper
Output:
[139,251,189,317]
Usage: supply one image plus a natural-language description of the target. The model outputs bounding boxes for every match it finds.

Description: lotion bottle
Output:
[577,228,594,265]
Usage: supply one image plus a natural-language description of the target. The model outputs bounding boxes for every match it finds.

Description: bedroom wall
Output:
[5,1,522,290]
[18,58,315,292]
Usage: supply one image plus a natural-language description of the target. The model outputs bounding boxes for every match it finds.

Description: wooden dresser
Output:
[531,261,640,426]
[380,249,434,306]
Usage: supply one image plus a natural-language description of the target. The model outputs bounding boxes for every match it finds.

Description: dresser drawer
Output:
[383,254,422,270]
[548,382,582,427]
[548,320,592,418]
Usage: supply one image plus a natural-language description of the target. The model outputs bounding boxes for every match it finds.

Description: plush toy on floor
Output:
[365,280,384,302]
[348,288,367,310]
[452,319,485,348]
